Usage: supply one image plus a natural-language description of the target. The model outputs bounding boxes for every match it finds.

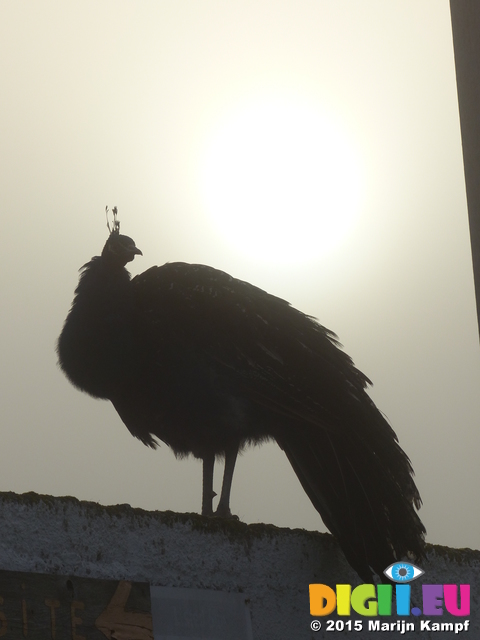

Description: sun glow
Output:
[200,97,364,265]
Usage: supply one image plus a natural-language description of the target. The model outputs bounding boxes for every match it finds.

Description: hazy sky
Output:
[2,1,478,553]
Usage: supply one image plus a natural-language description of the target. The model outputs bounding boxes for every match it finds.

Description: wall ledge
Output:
[0,491,477,639]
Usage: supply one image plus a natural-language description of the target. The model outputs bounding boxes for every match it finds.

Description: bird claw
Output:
[214,506,239,521]
[201,506,239,521]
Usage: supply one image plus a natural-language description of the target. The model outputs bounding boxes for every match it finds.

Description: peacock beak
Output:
[133,247,143,256]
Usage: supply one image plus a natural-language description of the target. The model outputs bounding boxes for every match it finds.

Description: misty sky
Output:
[1,1,479,553]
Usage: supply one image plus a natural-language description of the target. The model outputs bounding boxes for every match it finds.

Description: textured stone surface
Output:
[0,492,478,639]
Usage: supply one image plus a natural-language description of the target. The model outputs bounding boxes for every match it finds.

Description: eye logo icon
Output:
[384,562,424,583]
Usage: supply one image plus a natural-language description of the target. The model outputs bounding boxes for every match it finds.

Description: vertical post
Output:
[450,0,480,340]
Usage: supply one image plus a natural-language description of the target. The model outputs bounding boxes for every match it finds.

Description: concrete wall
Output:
[0,492,478,639]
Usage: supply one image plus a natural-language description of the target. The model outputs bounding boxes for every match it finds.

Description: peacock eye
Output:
[383,562,424,583]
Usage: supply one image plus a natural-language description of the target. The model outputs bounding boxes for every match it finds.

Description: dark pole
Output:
[450,0,480,340]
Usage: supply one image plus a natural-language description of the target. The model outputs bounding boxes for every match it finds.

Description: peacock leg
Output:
[201,453,216,516]
[215,443,239,518]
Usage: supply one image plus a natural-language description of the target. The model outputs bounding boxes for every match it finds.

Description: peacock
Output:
[58,208,425,581]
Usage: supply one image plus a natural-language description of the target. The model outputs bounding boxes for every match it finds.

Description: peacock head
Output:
[101,206,143,266]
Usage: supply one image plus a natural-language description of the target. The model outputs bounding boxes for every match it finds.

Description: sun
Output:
[199,96,364,266]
